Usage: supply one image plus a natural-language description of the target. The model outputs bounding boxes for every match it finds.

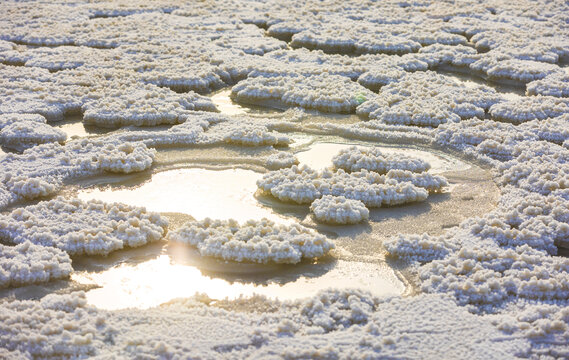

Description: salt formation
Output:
[0,197,168,256]
[169,218,333,264]
[0,241,72,288]
[257,165,429,207]
[332,146,430,174]
[490,96,569,123]
[357,71,504,126]
[310,195,369,225]
[1,0,569,358]
[0,290,528,359]
[265,151,298,170]
[0,113,66,151]
[527,71,569,97]
[0,138,156,208]
[222,123,291,147]
[231,73,376,113]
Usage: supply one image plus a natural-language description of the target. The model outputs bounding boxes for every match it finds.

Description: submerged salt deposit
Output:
[1,0,569,358]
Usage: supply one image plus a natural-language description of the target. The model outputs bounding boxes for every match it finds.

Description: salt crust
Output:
[265,151,298,170]
[257,165,430,207]
[0,197,168,256]
[231,73,376,113]
[332,145,430,174]
[310,195,369,225]
[1,0,569,358]
[356,71,503,126]
[490,96,569,124]
[0,138,156,208]
[527,71,569,97]
[169,218,333,264]
[0,241,72,288]
[0,290,528,359]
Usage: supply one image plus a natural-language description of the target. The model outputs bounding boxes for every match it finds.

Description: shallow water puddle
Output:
[72,254,404,310]
[78,168,292,224]
[211,90,247,115]
[296,142,470,174]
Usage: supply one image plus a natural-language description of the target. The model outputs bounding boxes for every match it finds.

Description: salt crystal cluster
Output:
[332,146,430,174]
[0,197,168,256]
[310,195,369,225]
[0,241,72,288]
[169,218,333,264]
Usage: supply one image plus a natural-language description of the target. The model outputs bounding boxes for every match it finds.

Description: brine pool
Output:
[70,140,498,310]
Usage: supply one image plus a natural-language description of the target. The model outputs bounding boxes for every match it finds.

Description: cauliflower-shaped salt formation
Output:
[0,119,67,151]
[0,241,72,288]
[222,123,291,147]
[332,146,430,174]
[526,71,569,97]
[169,218,333,264]
[384,232,460,263]
[82,83,217,127]
[231,73,376,113]
[99,142,156,173]
[257,165,429,207]
[310,195,369,225]
[265,151,298,170]
[357,71,503,126]
[0,197,168,256]
[490,96,569,124]
[4,175,57,200]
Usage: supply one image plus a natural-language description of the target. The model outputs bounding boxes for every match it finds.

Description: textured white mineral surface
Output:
[1,0,569,358]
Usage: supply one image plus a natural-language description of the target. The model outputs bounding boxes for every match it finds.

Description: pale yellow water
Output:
[211,90,247,115]
[78,168,292,224]
[72,254,404,310]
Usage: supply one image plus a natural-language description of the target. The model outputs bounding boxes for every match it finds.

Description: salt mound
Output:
[490,96,569,124]
[0,241,72,288]
[266,151,298,170]
[231,73,376,113]
[257,165,430,206]
[169,218,333,264]
[332,146,431,174]
[0,197,168,256]
[310,195,369,225]
[357,71,503,126]
[0,119,66,151]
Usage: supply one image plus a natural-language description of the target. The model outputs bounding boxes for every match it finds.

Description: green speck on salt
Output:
[355,94,367,104]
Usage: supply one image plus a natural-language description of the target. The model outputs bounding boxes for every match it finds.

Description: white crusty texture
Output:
[0,119,67,151]
[332,146,430,174]
[498,141,569,195]
[518,115,569,145]
[231,73,376,113]
[0,197,168,256]
[222,123,291,147]
[169,218,333,264]
[0,241,72,288]
[83,83,218,127]
[527,71,569,97]
[257,165,429,207]
[385,169,448,193]
[0,138,156,208]
[490,96,569,124]
[434,118,537,162]
[310,195,369,225]
[357,71,503,126]
[265,151,298,170]
[470,53,563,83]
[98,142,155,173]
[0,113,47,130]
[384,232,460,263]
[0,290,528,359]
